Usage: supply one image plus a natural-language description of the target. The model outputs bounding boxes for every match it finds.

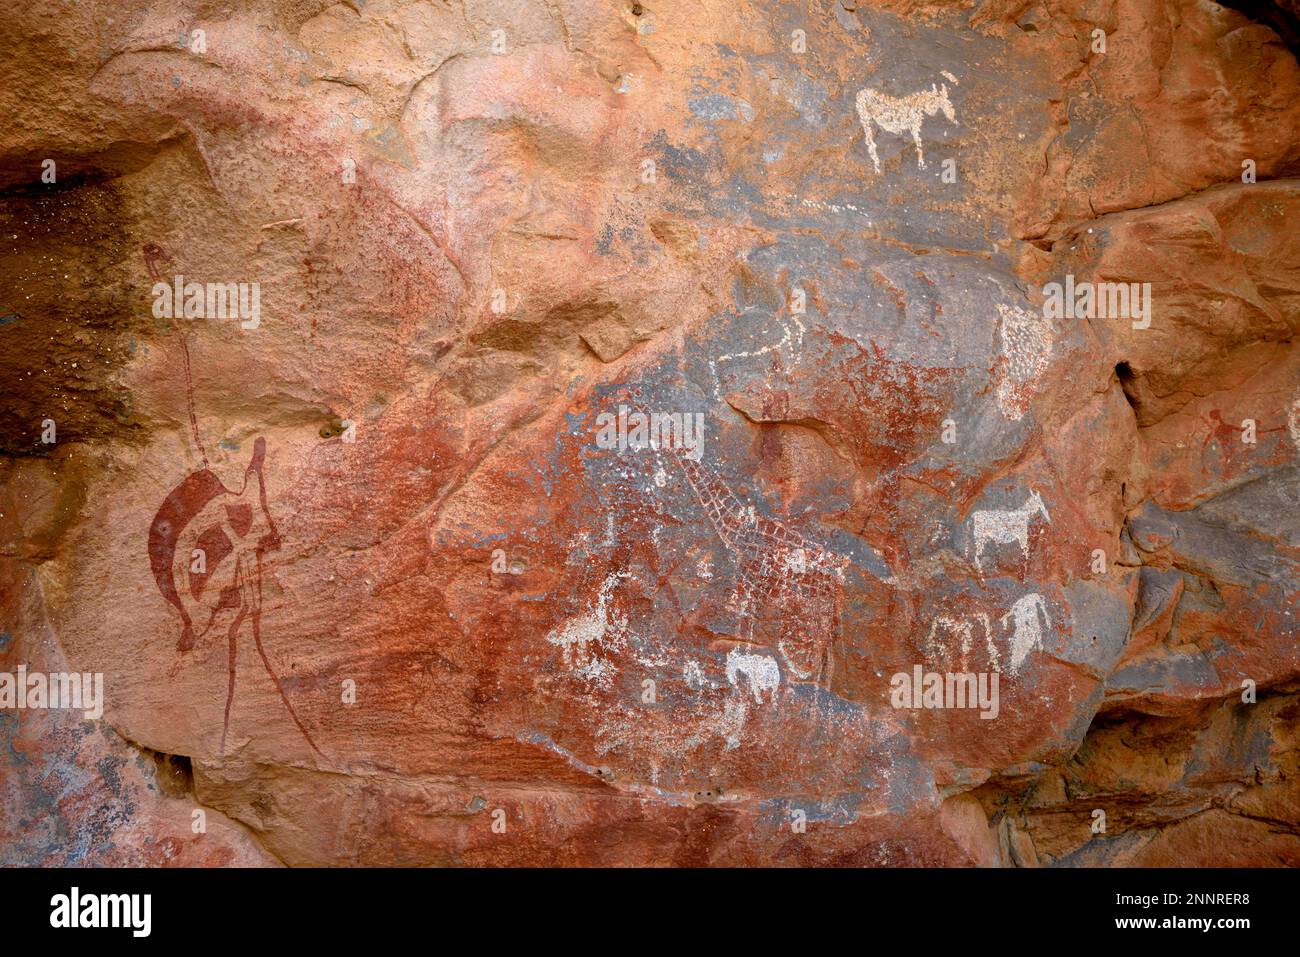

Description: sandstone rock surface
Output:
[1,0,1297,866]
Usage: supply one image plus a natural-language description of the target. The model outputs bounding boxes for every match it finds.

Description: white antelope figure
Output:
[1002,593,1051,673]
[855,82,956,173]
[970,489,1050,574]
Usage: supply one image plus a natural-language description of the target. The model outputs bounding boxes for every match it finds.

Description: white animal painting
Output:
[970,490,1051,574]
[725,649,781,703]
[1002,593,1051,673]
[546,572,628,672]
[855,82,957,173]
[1288,391,1300,449]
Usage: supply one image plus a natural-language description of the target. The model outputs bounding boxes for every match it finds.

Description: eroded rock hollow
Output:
[1,0,1298,866]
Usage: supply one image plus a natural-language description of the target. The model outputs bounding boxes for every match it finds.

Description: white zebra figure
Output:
[1002,593,1051,673]
[725,649,781,704]
[855,82,956,173]
[970,490,1051,574]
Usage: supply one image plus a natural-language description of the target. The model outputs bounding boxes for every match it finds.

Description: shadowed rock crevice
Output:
[975,686,1300,865]
[1218,0,1300,56]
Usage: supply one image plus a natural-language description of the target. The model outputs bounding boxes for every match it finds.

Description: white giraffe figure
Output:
[1002,593,1051,673]
[651,425,847,684]
[970,489,1051,574]
[855,82,956,173]
[725,649,781,703]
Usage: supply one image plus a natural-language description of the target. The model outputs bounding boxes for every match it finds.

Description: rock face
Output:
[1,0,1297,867]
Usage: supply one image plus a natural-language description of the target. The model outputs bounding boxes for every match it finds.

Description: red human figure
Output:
[149,438,322,756]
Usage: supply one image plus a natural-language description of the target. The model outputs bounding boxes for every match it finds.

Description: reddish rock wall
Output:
[1,0,1297,866]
